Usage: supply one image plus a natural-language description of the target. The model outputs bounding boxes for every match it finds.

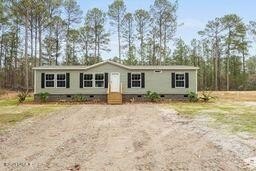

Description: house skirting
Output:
[34,94,188,102]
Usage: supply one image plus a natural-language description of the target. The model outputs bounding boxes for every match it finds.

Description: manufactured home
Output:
[33,61,198,104]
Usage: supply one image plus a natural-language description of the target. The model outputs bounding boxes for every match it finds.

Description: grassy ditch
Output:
[170,101,256,134]
[0,96,66,129]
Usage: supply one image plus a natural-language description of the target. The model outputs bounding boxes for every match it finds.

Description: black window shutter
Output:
[171,73,175,88]
[41,73,45,88]
[141,73,145,88]
[80,73,83,88]
[105,73,108,88]
[185,73,189,88]
[66,73,70,88]
[128,73,131,88]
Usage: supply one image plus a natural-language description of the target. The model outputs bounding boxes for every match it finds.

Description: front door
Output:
[110,72,120,92]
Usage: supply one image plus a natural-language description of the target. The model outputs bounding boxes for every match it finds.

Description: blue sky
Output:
[77,0,256,58]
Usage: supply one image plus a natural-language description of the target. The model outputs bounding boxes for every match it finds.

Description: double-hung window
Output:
[45,74,55,87]
[131,73,141,88]
[84,74,93,87]
[57,74,66,87]
[95,74,104,88]
[175,74,185,88]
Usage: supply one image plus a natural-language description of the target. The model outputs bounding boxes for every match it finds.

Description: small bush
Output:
[38,92,49,103]
[72,94,87,102]
[130,97,135,103]
[188,91,198,102]
[17,90,28,103]
[145,91,160,102]
[200,90,214,102]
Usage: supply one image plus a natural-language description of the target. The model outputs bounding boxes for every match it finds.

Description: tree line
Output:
[0,0,255,91]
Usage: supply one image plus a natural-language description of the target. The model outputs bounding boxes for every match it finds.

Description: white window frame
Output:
[94,73,105,88]
[45,73,55,88]
[131,73,141,88]
[45,73,67,88]
[56,74,66,88]
[175,73,185,88]
[83,73,94,88]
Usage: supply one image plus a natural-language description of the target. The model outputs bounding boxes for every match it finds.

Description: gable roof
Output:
[33,60,199,71]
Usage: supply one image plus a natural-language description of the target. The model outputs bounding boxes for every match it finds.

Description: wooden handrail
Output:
[120,83,123,94]
[107,83,110,94]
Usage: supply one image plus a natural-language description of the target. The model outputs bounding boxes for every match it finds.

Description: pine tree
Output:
[134,9,150,65]
[150,0,178,65]
[122,12,136,63]
[86,8,110,64]
[199,18,225,90]
[63,0,82,65]
[108,0,126,62]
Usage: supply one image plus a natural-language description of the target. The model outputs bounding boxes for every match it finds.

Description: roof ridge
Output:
[33,61,199,70]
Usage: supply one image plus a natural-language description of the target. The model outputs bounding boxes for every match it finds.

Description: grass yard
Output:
[205,91,256,101]
[171,91,256,135]
[0,91,67,130]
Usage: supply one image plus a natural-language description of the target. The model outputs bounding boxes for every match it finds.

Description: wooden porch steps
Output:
[107,92,122,105]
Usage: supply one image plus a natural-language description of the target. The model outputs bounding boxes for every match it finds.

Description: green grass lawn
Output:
[0,96,67,129]
[170,100,256,135]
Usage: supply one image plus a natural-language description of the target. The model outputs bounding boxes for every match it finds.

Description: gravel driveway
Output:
[0,104,249,170]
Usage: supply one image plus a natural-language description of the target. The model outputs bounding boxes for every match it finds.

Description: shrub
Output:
[38,92,49,103]
[17,90,28,103]
[72,94,87,102]
[188,91,198,102]
[145,91,160,102]
[200,90,214,102]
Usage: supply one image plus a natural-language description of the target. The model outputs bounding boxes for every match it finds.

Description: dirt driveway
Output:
[0,104,250,170]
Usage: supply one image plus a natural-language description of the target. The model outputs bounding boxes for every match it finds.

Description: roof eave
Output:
[33,67,199,71]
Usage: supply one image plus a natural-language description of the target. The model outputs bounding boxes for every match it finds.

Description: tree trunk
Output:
[0,29,3,70]
[163,24,167,64]
[66,16,70,65]
[30,15,33,61]
[14,23,19,69]
[152,34,156,65]
[4,47,7,88]
[159,18,162,65]
[10,33,15,89]
[14,24,19,89]
[118,14,121,63]
[215,56,218,91]
[72,42,75,64]
[94,23,97,64]
[38,20,42,66]
[140,27,144,65]
[30,17,34,88]
[226,30,231,91]
[217,49,221,90]
[85,36,88,65]
[214,39,218,91]
[97,34,100,63]
[242,37,246,76]
[128,20,131,51]
[34,18,38,67]
[55,32,59,65]
[25,15,29,91]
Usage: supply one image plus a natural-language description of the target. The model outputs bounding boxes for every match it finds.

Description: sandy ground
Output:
[0,104,253,171]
